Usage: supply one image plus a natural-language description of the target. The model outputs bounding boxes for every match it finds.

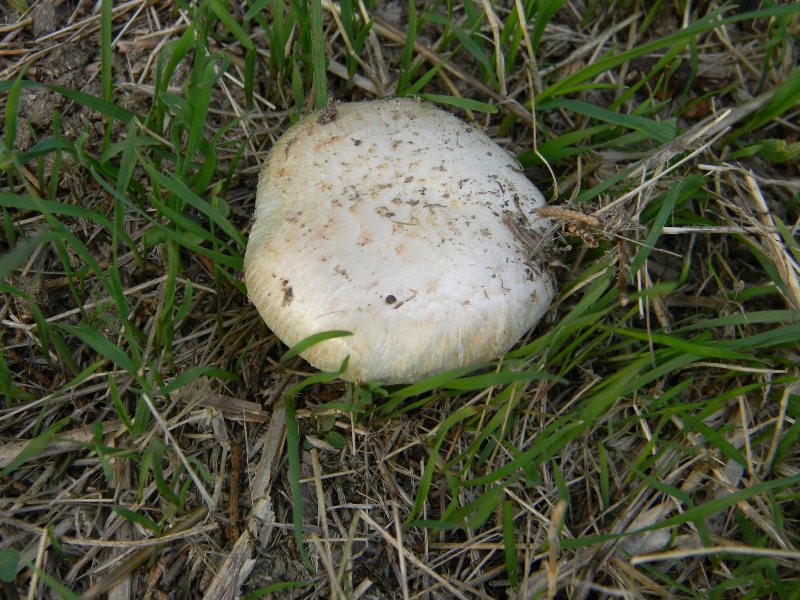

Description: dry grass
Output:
[1,1,799,598]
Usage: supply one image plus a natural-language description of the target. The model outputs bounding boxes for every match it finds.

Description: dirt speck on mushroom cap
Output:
[245,98,554,384]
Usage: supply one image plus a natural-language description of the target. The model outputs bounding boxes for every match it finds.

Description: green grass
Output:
[1,0,799,597]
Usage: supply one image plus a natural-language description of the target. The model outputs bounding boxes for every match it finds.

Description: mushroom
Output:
[244,98,553,384]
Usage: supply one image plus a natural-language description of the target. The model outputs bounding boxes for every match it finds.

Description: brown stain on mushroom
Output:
[280,279,293,306]
[283,134,300,158]
[391,290,417,310]
[315,134,344,150]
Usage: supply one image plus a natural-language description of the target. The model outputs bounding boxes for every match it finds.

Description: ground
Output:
[1,1,799,599]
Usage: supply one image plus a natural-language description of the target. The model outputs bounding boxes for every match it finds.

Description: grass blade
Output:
[417,94,498,113]
[310,0,328,109]
[0,418,71,478]
[278,330,353,367]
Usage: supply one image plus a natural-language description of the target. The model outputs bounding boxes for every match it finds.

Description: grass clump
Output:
[1,0,799,598]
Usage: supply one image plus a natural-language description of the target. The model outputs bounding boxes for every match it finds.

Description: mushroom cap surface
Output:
[244,98,553,384]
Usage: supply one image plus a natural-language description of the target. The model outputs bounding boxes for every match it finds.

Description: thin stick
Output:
[141,393,215,510]
[631,545,800,565]
[357,510,471,600]
[393,503,410,600]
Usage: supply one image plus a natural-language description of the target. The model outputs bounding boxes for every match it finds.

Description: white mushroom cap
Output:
[244,98,553,384]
